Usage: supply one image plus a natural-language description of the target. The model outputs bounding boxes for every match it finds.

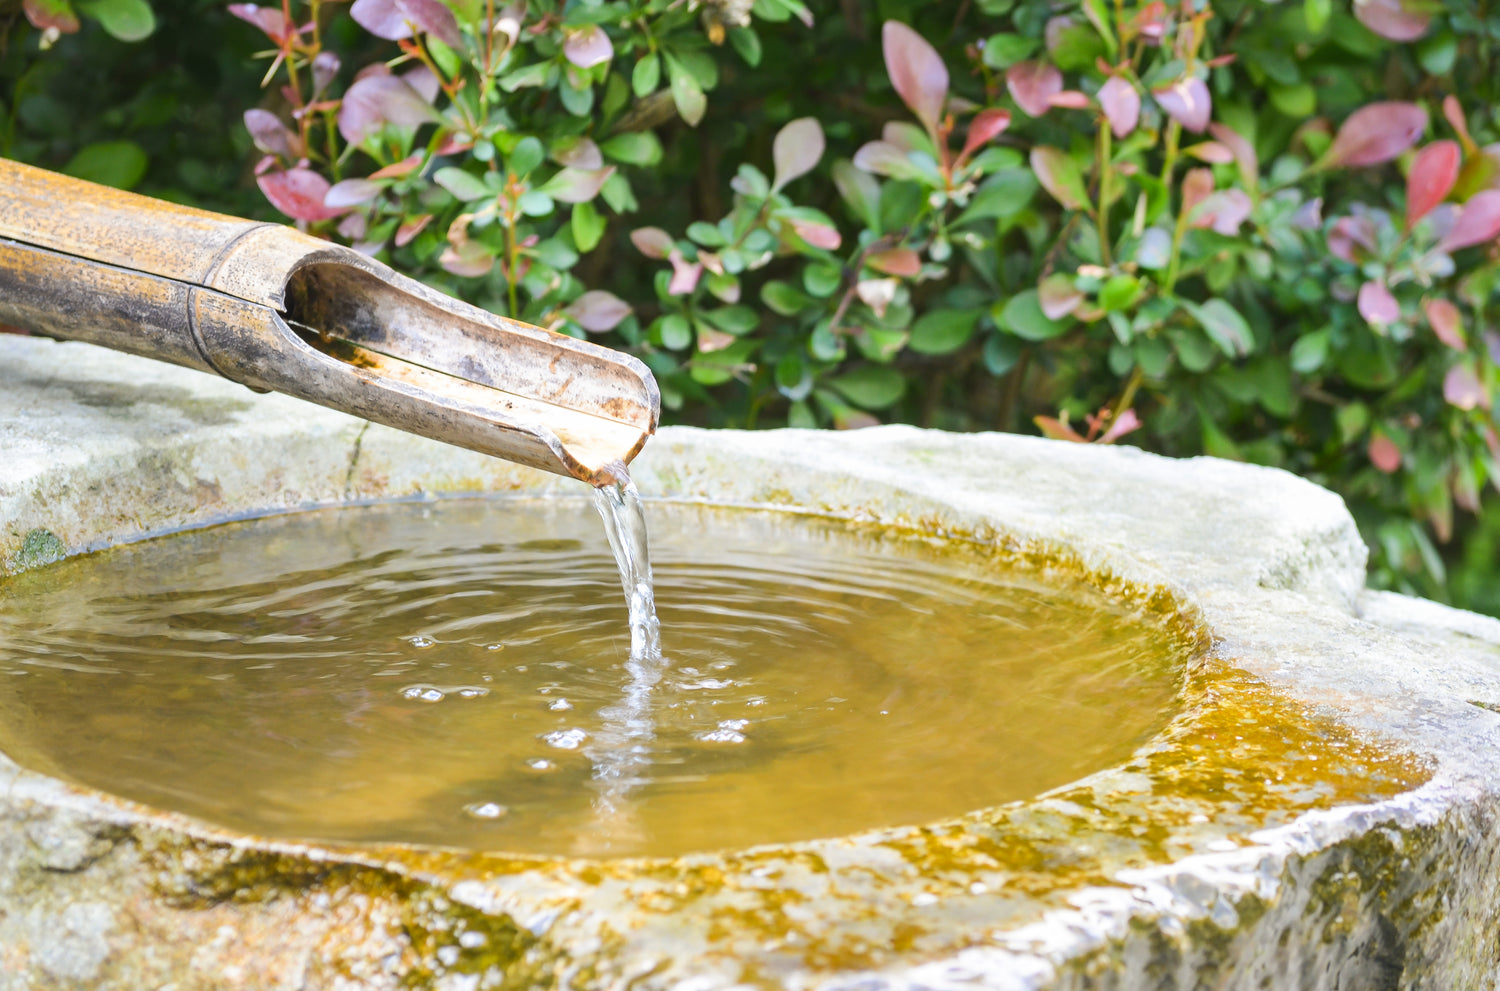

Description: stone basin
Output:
[2,334,1500,990]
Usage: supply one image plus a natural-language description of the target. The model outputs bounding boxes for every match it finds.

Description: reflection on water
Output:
[0,499,1195,858]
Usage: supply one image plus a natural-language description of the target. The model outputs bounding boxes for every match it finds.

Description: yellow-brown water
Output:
[0,500,1192,859]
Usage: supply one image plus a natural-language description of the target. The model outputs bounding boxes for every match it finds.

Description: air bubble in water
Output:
[463,802,507,819]
[526,758,556,772]
[406,635,436,648]
[401,685,445,703]
[455,686,489,699]
[697,719,750,743]
[548,698,573,711]
[542,728,587,750]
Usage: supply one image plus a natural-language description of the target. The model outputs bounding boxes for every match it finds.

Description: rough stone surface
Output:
[2,335,1500,989]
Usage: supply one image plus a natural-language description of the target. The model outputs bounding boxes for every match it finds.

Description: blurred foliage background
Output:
[4,0,1500,616]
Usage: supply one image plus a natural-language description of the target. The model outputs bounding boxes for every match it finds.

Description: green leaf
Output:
[1099,275,1144,312]
[1290,327,1331,373]
[559,75,594,117]
[632,54,660,97]
[508,137,545,177]
[571,201,606,252]
[994,290,1072,341]
[64,141,148,190]
[664,53,707,126]
[980,32,1037,69]
[775,352,813,401]
[762,280,813,316]
[600,173,637,213]
[729,26,762,66]
[954,169,1039,226]
[1029,146,1089,211]
[829,366,906,409]
[657,314,692,350]
[78,0,154,40]
[687,221,727,247]
[499,62,553,92]
[434,166,492,201]
[601,131,662,166]
[1269,83,1315,118]
[909,308,981,355]
[1082,0,1118,55]
[803,262,841,297]
[1304,0,1331,33]
[517,189,554,216]
[1181,298,1254,358]
[702,305,759,334]
[983,333,1021,375]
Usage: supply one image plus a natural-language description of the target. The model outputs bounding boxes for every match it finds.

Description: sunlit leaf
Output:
[771,117,824,192]
[257,168,345,222]
[338,74,440,144]
[325,178,383,208]
[1423,297,1466,350]
[882,20,948,139]
[1029,145,1088,210]
[349,0,410,40]
[1322,102,1427,169]
[1353,0,1430,41]
[1006,60,1062,118]
[1152,76,1211,133]
[1406,140,1460,229]
[856,278,898,318]
[1357,279,1400,325]
[227,3,291,43]
[564,25,614,68]
[1438,190,1500,252]
[78,0,155,41]
[1098,76,1139,138]
[566,291,631,332]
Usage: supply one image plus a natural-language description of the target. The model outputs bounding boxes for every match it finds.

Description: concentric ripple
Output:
[0,499,1194,858]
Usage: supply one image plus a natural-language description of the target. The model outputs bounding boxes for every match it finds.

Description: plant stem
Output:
[1096,125,1114,266]
[1112,366,1144,420]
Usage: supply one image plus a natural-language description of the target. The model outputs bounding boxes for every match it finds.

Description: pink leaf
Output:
[866,248,922,277]
[667,250,703,295]
[325,178,384,208]
[403,64,441,104]
[257,168,345,222]
[397,0,462,49]
[1098,77,1140,139]
[540,166,615,204]
[1193,189,1253,235]
[1369,432,1402,473]
[1353,0,1430,41]
[1443,364,1489,410]
[370,154,423,179]
[337,212,367,242]
[1208,122,1258,188]
[553,137,603,170]
[566,290,631,332]
[440,240,493,278]
[313,51,340,94]
[1185,141,1235,164]
[959,108,1011,163]
[1323,102,1428,168]
[1038,273,1083,320]
[1006,60,1062,118]
[1423,297,1467,350]
[563,24,614,68]
[771,117,825,192]
[23,0,79,32]
[1438,190,1500,252]
[1357,280,1400,325]
[631,227,674,259]
[1181,167,1214,221]
[243,108,296,158]
[338,74,440,144]
[790,219,841,250]
[349,0,411,39]
[1406,140,1460,229]
[1152,77,1211,133]
[1035,415,1086,443]
[1048,90,1092,110]
[1098,408,1141,445]
[395,213,433,247]
[882,20,948,139]
[1328,215,1379,263]
[228,4,293,44]
[1444,95,1477,154]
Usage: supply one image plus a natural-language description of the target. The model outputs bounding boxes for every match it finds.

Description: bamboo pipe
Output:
[0,157,659,486]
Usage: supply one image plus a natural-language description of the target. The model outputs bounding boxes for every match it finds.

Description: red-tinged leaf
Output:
[1207,122,1258,189]
[852,140,919,179]
[1038,273,1083,320]
[1185,141,1234,164]
[772,117,825,192]
[667,251,703,295]
[1035,415,1086,442]
[313,51,340,95]
[959,109,1010,164]
[257,168,345,222]
[563,24,614,68]
[790,219,841,250]
[244,108,296,158]
[882,20,948,139]
[1406,140,1460,229]
[440,240,493,278]
[866,248,921,277]
[1030,145,1088,210]
[1049,90,1092,110]
[395,213,433,247]
[325,178,384,208]
[434,132,473,155]
[371,154,423,179]
[1323,102,1428,168]
[397,0,462,48]
[23,0,79,33]
[349,0,411,39]
[631,227,674,259]
[1353,0,1430,41]
[881,121,929,153]
[1133,0,1169,43]
[1444,95,1477,155]
[1443,364,1489,410]
[1192,189,1252,235]
[856,278,898,318]
[1097,408,1141,444]
[1327,214,1378,262]
[1152,77,1211,133]
[1006,60,1062,118]
[1357,279,1400,325]
[228,3,292,43]
[1423,297,1466,350]
[1098,76,1140,139]
[538,166,615,204]
[553,137,603,170]
[1369,432,1402,473]
[566,290,631,332]
[1291,197,1323,230]
[338,74,440,144]
[337,212,367,241]
[403,64,441,104]
[1439,190,1500,252]
[697,325,736,353]
[1181,167,1214,221]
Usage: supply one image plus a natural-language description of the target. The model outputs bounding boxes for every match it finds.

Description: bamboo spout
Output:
[0,157,659,486]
